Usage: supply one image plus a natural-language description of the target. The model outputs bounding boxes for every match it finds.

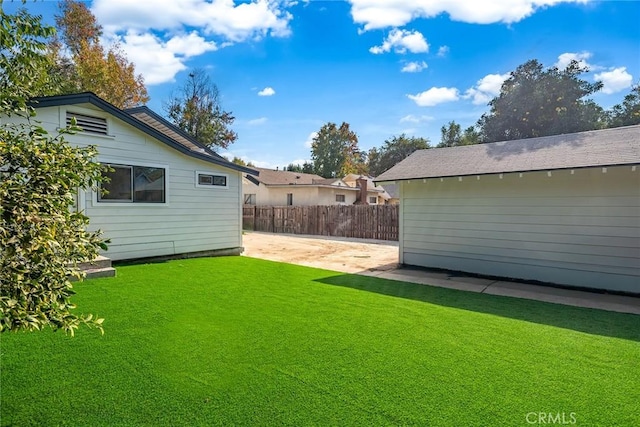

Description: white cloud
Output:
[370,29,429,54]
[90,1,294,85]
[400,114,434,124]
[555,51,592,70]
[93,0,293,41]
[401,61,428,73]
[437,45,450,57]
[304,131,318,148]
[248,117,268,125]
[258,87,276,96]
[595,67,633,94]
[349,0,586,30]
[115,31,218,85]
[407,87,460,107]
[464,72,510,105]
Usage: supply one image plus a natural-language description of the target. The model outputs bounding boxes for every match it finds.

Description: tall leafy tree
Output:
[437,121,480,148]
[1,6,105,334]
[607,84,640,128]
[478,59,605,142]
[50,0,149,108]
[311,122,366,178]
[368,134,430,177]
[165,70,237,151]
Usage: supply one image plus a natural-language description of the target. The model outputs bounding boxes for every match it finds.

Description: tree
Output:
[165,69,237,151]
[607,84,640,128]
[478,59,605,142]
[231,156,254,167]
[50,0,149,108]
[310,122,366,178]
[368,134,430,177]
[437,121,480,148]
[1,6,105,335]
[285,163,303,173]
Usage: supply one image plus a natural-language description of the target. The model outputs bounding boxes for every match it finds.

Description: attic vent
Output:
[66,112,108,135]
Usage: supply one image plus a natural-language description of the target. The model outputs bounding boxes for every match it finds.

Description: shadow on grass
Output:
[315,273,640,342]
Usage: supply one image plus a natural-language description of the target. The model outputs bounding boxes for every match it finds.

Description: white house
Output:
[375,125,640,294]
[243,168,359,206]
[21,92,256,261]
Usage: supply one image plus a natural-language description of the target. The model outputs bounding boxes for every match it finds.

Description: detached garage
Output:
[375,125,640,294]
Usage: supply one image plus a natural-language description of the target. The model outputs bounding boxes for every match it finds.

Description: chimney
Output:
[354,177,368,205]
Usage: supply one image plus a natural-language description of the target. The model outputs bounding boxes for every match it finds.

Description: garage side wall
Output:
[400,166,640,293]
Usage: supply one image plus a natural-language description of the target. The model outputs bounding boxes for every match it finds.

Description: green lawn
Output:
[1,257,639,426]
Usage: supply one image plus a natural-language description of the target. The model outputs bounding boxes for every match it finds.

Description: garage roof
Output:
[375,125,640,183]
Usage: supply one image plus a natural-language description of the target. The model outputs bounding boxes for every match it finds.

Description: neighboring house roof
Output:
[248,167,353,188]
[375,125,640,183]
[381,183,399,199]
[30,92,257,175]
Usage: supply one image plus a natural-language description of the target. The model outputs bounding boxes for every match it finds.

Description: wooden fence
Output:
[242,205,399,241]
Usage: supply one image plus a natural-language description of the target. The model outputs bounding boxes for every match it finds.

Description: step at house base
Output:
[75,256,116,280]
[83,267,117,279]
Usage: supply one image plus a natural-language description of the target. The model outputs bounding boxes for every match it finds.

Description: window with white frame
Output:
[286,193,293,206]
[196,171,228,188]
[244,194,256,205]
[99,164,165,203]
[369,196,377,204]
[336,194,346,202]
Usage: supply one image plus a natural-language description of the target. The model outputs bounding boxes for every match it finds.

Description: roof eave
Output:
[30,92,258,175]
[374,162,640,184]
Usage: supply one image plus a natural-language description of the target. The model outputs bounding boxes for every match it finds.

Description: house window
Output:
[99,164,165,203]
[336,194,346,202]
[66,111,108,135]
[286,193,293,206]
[196,171,228,188]
[369,196,377,204]
[244,194,256,205]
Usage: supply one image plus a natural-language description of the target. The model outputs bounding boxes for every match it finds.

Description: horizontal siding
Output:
[401,167,640,293]
[31,105,243,261]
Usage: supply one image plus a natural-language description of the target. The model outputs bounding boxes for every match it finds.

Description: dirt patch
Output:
[242,232,399,274]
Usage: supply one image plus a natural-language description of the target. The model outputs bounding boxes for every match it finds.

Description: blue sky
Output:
[9,0,640,170]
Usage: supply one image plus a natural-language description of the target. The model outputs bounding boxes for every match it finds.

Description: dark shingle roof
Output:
[375,125,640,182]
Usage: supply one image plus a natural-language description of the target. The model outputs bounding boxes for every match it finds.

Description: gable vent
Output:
[66,112,108,135]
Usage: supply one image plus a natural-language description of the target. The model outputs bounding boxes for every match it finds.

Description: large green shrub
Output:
[0,5,107,334]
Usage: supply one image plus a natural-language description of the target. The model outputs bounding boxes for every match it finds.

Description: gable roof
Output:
[30,92,257,175]
[250,167,326,185]
[375,125,640,182]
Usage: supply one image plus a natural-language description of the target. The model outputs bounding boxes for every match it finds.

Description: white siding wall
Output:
[400,166,640,293]
[34,104,243,260]
[248,185,358,206]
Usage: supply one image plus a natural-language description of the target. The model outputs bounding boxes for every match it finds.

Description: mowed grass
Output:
[1,257,639,426]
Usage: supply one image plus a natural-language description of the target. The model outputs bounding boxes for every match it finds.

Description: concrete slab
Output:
[243,232,640,315]
[485,281,640,315]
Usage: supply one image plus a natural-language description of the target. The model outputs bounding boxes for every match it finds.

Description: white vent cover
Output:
[66,112,108,135]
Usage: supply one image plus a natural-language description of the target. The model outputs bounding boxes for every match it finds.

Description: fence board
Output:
[243,205,399,241]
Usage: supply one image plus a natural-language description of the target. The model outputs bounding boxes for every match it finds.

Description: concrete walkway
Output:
[362,267,640,315]
[242,232,640,315]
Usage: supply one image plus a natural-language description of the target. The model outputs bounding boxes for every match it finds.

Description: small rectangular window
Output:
[244,194,256,205]
[286,193,293,206]
[67,111,108,135]
[99,164,165,203]
[336,194,345,202]
[196,172,228,188]
[369,196,377,204]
